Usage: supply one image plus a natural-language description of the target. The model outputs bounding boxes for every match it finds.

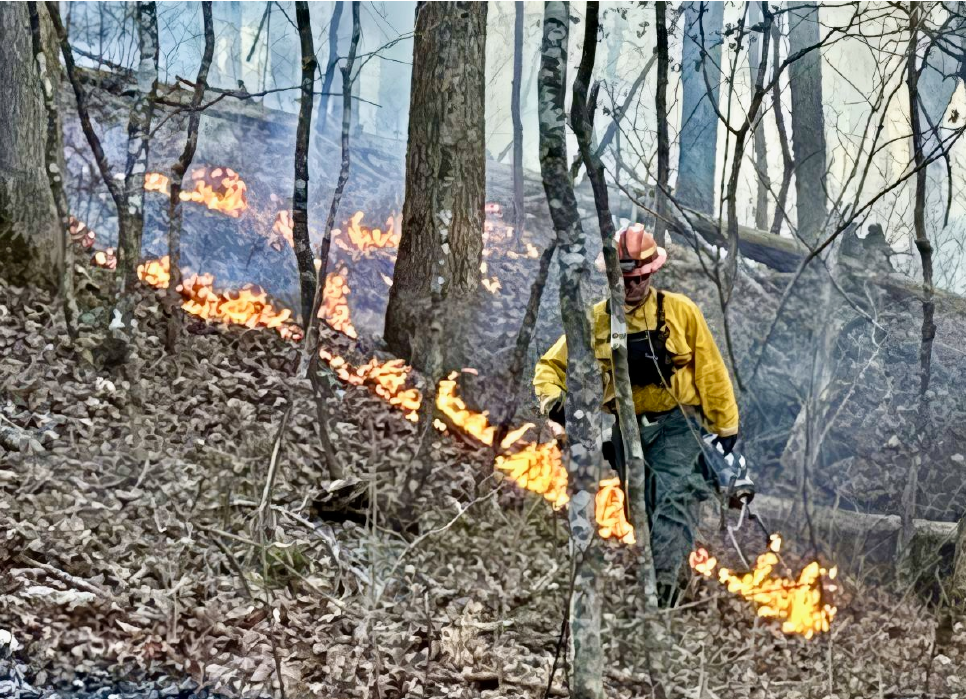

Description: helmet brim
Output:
[621,247,667,277]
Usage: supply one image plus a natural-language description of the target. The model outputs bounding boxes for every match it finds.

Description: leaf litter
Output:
[0,273,965,698]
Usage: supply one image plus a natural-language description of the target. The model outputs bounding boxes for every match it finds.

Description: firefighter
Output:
[533,223,739,604]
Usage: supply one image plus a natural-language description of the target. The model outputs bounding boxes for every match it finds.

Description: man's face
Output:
[623,271,652,305]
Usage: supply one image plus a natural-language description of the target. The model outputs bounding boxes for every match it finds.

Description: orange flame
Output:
[137,256,171,287]
[595,477,635,544]
[334,211,400,257]
[136,256,297,338]
[494,441,571,510]
[144,172,170,194]
[92,247,117,270]
[688,547,718,577]
[182,167,248,217]
[125,201,627,546]
[318,268,357,339]
[318,349,421,421]
[272,210,295,249]
[689,535,838,638]
[436,375,534,450]
[479,261,501,294]
[145,168,248,217]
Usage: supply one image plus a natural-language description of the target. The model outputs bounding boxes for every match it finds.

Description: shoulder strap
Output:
[656,290,666,329]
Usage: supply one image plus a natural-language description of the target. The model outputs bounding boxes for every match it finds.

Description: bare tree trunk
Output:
[677,1,724,215]
[654,1,670,246]
[291,1,319,325]
[299,2,360,480]
[901,3,935,551]
[46,1,126,220]
[118,2,158,298]
[384,2,487,374]
[569,55,655,182]
[769,14,794,236]
[317,2,344,135]
[951,515,966,602]
[0,2,62,290]
[717,6,772,386]
[493,239,556,450]
[166,1,214,352]
[302,0,361,377]
[748,1,770,231]
[511,0,525,247]
[787,1,827,246]
[538,4,604,697]
[570,2,657,606]
[26,2,77,336]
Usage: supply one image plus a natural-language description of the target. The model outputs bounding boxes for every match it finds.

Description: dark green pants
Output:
[607,410,710,586]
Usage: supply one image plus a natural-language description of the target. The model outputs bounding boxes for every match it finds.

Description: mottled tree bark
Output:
[317,1,344,135]
[747,1,771,231]
[653,1,669,245]
[511,0,525,247]
[538,4,604,697]
[292,1,319,325]
[118,2,159,297]
[570,1,657,606]
[26,1,77,335]
[384,2,487,374]
[677,1,724,215]
[166,1,213,352]
[787,1,827,246]
[0,2,61,290]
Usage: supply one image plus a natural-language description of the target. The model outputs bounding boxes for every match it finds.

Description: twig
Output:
[366,416,383,699]
[246,2,272,63]
[17,554,112,599]
[376,488,498,604]
[208,531,287,699]
[256,401,294,528]
[543,557,574,699]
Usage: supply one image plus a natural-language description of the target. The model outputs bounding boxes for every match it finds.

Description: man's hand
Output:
[548,398,566,427]
[540,392,566,427]
[713,433,738,455]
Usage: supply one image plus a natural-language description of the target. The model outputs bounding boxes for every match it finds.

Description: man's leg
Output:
[640,411,708,602]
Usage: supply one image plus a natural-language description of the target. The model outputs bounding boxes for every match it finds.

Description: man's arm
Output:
[533,334,568,416]
[686,301,739,437]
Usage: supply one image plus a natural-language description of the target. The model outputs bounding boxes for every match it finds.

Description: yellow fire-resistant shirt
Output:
[533,288,739,436]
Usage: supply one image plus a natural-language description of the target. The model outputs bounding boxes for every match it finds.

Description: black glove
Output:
[713,434,738,455]
[548,400,566,427]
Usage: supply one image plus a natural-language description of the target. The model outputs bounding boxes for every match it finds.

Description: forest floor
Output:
[2,271,966,699]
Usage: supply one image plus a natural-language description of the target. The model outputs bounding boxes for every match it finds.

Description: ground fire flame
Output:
[689,535,838,638]
[136,256,298,336]
[122,187,632,542]
[334,211,400,257]
[144,167,248,217]
[318,266,357,339]
[270,210,398,257]
[94,177,835,637]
